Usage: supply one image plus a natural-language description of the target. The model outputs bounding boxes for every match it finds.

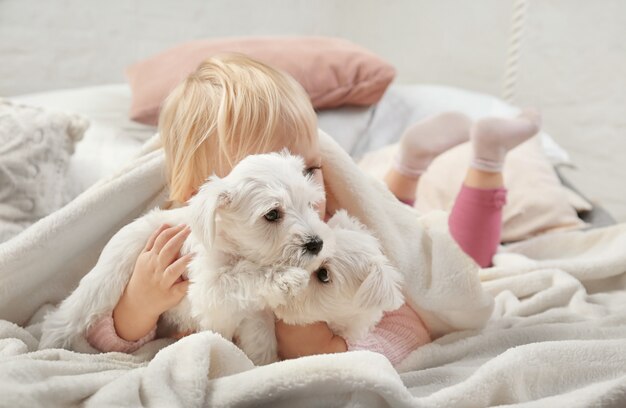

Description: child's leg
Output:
[449,110,541,267]
[448,172,506,268]
[384,112,472,205]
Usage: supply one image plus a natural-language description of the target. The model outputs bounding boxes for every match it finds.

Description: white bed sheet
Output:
[11,83,571,198]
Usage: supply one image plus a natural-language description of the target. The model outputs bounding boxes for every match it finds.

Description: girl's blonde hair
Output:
[159,53,318,203]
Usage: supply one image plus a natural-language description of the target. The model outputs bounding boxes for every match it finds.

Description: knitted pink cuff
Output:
[346,304,431,366]
[85,314,157,353]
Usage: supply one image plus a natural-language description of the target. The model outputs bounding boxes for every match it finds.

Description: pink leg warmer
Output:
[448,185,507,267]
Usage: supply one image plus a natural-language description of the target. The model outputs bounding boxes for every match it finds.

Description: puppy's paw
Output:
[266,267,310,306]
[278,267,310,296]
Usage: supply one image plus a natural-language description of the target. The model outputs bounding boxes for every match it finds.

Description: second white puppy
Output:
[40,152,333,365]
[274,210,405,344]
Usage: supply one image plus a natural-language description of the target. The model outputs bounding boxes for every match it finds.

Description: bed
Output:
[8,82,613,231]
[1,84,624,407]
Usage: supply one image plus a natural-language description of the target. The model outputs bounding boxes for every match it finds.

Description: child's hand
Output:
[126,224,192,315]
[275,320,347,359]
[113,224,192,341]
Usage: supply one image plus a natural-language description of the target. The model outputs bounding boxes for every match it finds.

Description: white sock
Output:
[470,109,542,172]
[393,112,471,178]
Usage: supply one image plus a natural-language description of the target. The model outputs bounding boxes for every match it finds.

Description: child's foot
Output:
[470,109,542,172]
[394,112,471,178]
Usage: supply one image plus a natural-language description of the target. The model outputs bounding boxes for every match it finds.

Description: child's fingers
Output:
[164,253,193,287]
[159,227,191,266]
[152,224,186,254]
[144,224,170,252]
[171,280,190,299]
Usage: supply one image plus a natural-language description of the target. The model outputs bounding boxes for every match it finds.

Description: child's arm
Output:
[86,313,156,353]
[275,320,347,359]
[86,224,192,352]
[275,304,431,366]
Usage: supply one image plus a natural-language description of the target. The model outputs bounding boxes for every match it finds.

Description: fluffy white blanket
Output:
[0,132,625,407]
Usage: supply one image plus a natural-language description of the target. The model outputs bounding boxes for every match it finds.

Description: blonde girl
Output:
[85,54,540,365]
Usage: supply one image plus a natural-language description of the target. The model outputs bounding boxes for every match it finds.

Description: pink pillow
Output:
[126,36,396,125]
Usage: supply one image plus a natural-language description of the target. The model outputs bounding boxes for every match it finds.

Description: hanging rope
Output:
[502,0,529,104]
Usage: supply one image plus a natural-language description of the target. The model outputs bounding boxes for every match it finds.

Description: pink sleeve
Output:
[346,303,431,366]
[85,314,157,353]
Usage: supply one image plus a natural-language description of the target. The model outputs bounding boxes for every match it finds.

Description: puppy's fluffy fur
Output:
[40,152,332,365]
[275,210,405,344]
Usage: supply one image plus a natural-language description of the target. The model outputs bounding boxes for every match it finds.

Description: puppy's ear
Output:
[355,260,405,312]
[189,177,231,247]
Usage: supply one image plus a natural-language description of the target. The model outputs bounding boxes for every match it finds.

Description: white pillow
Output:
[0,100,88,243]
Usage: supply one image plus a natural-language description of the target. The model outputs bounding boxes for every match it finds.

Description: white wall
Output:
[515,0,626,222]
[0,0,511,95]
[1,0,624,220]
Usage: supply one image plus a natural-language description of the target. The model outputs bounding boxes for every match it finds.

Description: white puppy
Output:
[274,210,405,344]
[40,152,333,365]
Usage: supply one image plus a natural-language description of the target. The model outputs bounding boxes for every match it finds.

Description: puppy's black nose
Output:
[304,237,323,255]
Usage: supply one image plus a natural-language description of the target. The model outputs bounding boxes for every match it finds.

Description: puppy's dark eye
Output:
[264,209,281,222]
[316,267,330,284]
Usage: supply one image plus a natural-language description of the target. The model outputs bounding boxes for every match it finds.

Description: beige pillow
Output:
[126,36,396,125]
[358,137,586,242]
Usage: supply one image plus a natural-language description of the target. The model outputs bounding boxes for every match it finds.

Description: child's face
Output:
[285,135,326,221]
